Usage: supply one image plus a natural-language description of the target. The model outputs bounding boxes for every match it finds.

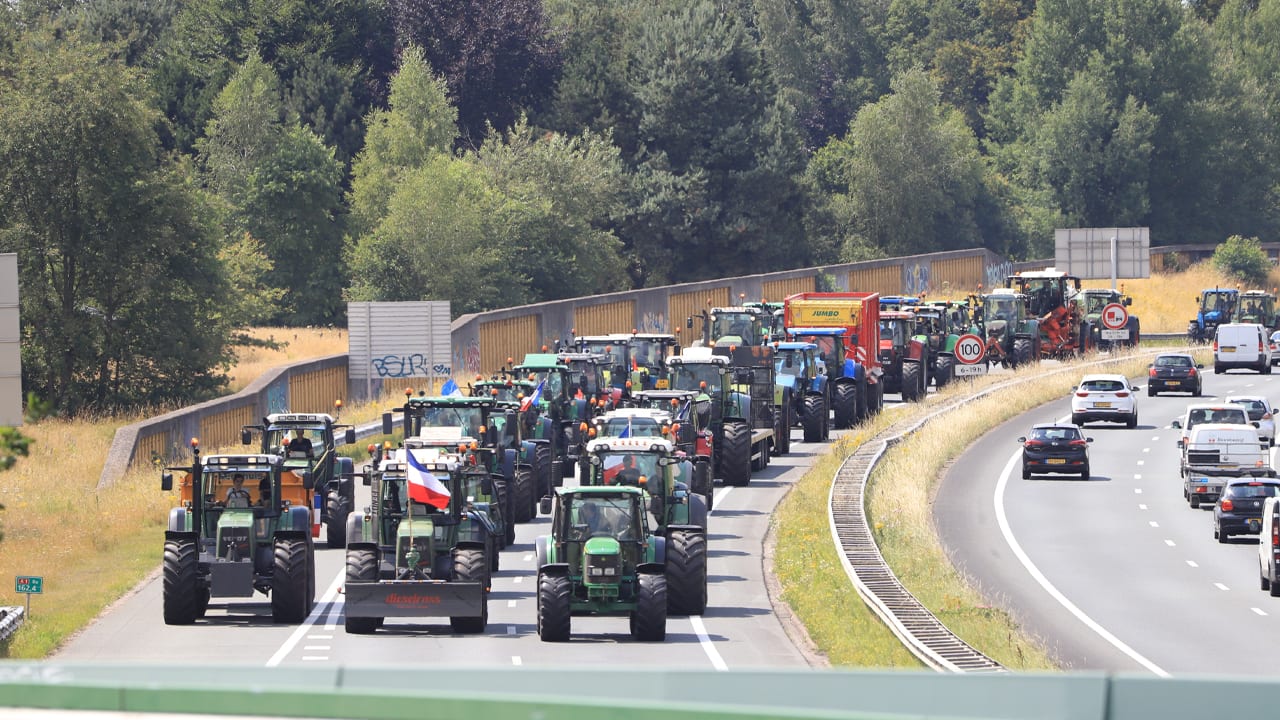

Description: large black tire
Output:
[512,468,535,524]
[344,548,380,634]
[325,492,349,549]
[537,572,572,642]
[631,573,668,641]
[902,362,922,402]
[719,422,752,487]
[868,381,883,414]
[751,435,770,471]
[666,530,708,616]
[163,539,201,625]
[450,548,489,634]
[693,460,714,512]
[802,394,826,443]
[1128,317,1140,347]
[493,479,516,547]
[773,395,791,456]
[1013,338,1033,367]
[532,444,553,504]
[271,539,312,624]
[833,383,857,429]
[935,355,954,388]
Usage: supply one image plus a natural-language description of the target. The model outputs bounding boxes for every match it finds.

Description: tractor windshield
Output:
[710,312,761,345]
[578,340,627,369]
[790,334,840,369]
[1201,291,1234,314]
[563,360,604,395]
[419,406,485,439]
[265,426,325,463]
[598,417,663,438]
[629,339,669,370]
[879,319,906,345]
[518,368,565,400]
[598,451,661,486]
[1083,294,1112,315]
[775,351,805,377]
[566,495,639,541]
[207,470,272,508]
[670,363,723,393]
[476,383,525,403]
[984,297,1018,324]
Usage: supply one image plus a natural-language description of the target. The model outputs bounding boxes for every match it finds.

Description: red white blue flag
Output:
[520,379,546,411]
[406,450,451,510]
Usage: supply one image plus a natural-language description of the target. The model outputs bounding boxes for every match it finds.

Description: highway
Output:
[56,430,834,669]
[937,366,1280,677]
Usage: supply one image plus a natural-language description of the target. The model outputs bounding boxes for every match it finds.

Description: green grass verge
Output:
[774,347,1206,669]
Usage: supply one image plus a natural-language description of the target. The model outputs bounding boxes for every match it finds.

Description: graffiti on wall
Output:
[638,311,667,333]
[904,263,931,296]
[267,381,288,414]
[371,353,450,378]
[454,338,482,377]
[984,260,1013,290]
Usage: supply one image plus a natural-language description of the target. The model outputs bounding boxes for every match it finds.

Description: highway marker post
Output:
[15,575,42,618]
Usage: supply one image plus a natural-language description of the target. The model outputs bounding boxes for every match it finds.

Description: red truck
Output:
[783,292,885,427]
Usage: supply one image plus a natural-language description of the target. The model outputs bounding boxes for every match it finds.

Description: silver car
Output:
[1226,395,1276,448]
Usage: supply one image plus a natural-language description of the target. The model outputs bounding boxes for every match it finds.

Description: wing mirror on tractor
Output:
[540,496,553,516]
[161,472,173,491]
[482,475,494,497]
[686,317,694,329]
[382,412,394,436]
[300,470,315,491]
[344,428,356,445]
[241,429,253,445]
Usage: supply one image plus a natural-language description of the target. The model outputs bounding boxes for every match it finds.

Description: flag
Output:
[618,421,631,438]
[441,379,461,397]
[406,449,451,510]
[521,379,545,411]
[631,355,639,372]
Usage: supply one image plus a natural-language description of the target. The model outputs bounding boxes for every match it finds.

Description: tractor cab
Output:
[1009,269,1083,318]
[689,305,768,347]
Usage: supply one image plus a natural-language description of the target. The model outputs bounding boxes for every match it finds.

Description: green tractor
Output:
[515,353,601,482]
[160,447,316,625]
[1079,288,1140,348]
[1235,290,1279,332]
[918,301,973,388]
[977,288,1040,368]
[535,486,668,641]
[241,410,357,548]
[688,304,769,347]
[471,372,560,507]
[581,436,709,615]
[572,332,682,394]
[343,444,495,634]
[626,389,716,507]
[382,394,533,530]
[744,300,787,344]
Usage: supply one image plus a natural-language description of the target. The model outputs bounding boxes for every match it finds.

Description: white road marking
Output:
[690,616,728,671]
[308,635,332,640]
[513,576,524,584]
[523,554,534,562]
[506,625,516,635]
[1151,436,1160,441]
[1215,583,1230,591]
[1139,504,1148,511]
[1164,540,1176,547]
[303,645,329,651]
[512,656,522,666]
[267,569,345,667]
[995,450,1168,677]
[1135,489,1143,494]
[1187,561,1199,568]
[1149,521,1159,528]
[712,486,733,512]
[1135,474,1143,480]
[1253,608,1268,616]
[1137,460,1145,466]
[1143,447,1151,453]
[507,600,518,608]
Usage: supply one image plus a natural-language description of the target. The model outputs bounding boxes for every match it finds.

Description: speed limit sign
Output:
[954,334,985,365]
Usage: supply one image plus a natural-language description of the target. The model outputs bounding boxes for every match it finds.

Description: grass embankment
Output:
[1081,263,1280,334]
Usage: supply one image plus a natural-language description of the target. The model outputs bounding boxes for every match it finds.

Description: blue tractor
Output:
[1188,288,1239,343]
[773,341,830,444]
[785,327,870,429]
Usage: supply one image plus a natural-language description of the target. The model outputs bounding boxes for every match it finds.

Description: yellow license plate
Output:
[656,379,669,389]
[1047,458,1067,465]
[1166,381,1181,386]
[1094,402,1112,408]
[1221,347,1236,352]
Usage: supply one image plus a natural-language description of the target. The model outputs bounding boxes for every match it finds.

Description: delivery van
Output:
[1214,323,1272,374]
[1180,423,1273,507]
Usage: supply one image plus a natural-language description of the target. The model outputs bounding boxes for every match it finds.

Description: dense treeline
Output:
[0,0,1277,414]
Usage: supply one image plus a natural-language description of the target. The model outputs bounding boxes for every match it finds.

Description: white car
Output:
[1226,395,1276,447]
[1270,330,1280,365]
[1070,373,1138,428]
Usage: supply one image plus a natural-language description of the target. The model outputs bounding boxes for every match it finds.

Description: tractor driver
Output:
[287,429,313,457]
[225,474,251,508]
[577,501,612,537]
[617,455,642,486]
[256,477,272,507]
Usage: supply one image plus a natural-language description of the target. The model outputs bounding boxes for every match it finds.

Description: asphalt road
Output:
[937,365,1280,677]
[56,425,850,669]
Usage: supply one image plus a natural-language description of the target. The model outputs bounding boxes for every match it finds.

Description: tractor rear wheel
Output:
[833,383,857,429]
[325,492,349,549]
[666,530,708,616]
[720,422,752,487]
[271,539,312,624]
[532,444,553,508]
[344,548,380,634]
[450,548,489,634]
[692,460,713,511]
[802,394,826,442]
[493,479,516,547]
[935,355,954,388]
[537,572,572,642]
[162,539,201,625]
[632,572,668,641]
[902,362,922,401]
[773,393,791,456]
[513,468,535,524]
[1013,338,1032,367]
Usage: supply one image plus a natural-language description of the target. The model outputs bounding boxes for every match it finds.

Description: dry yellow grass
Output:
[1085,262,1280,334]
[227,327,348,393]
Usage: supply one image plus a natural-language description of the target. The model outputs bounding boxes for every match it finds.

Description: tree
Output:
[390,0,561,147]
[1213,235,1272,287]
[0,32,231,414]
[806,68,990,260]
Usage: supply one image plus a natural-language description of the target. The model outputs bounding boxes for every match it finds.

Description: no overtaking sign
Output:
[1101,302,1130,341]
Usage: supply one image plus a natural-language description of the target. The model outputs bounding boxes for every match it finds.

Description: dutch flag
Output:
[406,449,452,510]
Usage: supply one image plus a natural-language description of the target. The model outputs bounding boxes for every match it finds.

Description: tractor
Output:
[920,300,975,387]
[535,486,667,641]
[1079,288,1140,348]
[581,436,709,615]
[878,311,928,401]
[1008,269,1094,360]
[470,370,560,506]
[976,288,1040,368]
[786,327,880,427]
[160,446,315,625]
[515,353,599,482]
[773,341,830,444]
[342,442,494,634]
[744,300,787,344]
[241,410,356,548]
[1235,290,1279,332]
[688,304,769,348]
[624,389,715,508]
[1188,288,1240,343]
[573,333,682,394]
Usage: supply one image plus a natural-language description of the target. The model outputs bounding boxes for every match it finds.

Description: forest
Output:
[0,0,1277,414]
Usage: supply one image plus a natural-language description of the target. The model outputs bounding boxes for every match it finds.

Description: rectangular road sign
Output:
[954,364,988,377]
[1101,330,1130,341]
[15,576,42,594]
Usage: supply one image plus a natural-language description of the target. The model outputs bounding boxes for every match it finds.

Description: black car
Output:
[1147,353,1203,397]
[1214,479,1280,542]
[1019,423,1092,479]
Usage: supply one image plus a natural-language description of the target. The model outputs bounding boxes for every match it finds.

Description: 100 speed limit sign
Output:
[953,333,987,376]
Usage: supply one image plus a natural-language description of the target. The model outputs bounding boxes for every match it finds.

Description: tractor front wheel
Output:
[692,460,714,512]
[537,572,572,642]
[631,572,668,641]
[450,548,489,634]
[720,422,752,487]
[344,548,380,634]
[802,394,826,442]
[833,383,857,429]
[1013,338,1033,367]
[493,479,516,547]
[325,492,349,549]
[935,355,954,388]
[902,362,922,401]
[162,539,201,625]
[666,530,708,616]
[271,539,312,624]
[513,468,535,524]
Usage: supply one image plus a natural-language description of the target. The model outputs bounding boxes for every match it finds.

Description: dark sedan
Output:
[1019,424,1092,480]
[1214,479,1280,542]
[1147,353,1203,397]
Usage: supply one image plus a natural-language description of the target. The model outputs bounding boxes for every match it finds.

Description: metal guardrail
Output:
[829,347,1173,672]
[0,607,24,644]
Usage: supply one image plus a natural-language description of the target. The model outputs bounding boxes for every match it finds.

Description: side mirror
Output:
[539,496,553,516]
[362,472,372,487]
[1176,439,1184,448]
[1196,364,1204,369]
[1015,437,1026,443]
[161,472,173,491]
[1124,297,1132,306]
[300,471,314,491]
[481,475,494,497]
[241,429,252,445]
[1254,421,1261,428]
[1086,438,1094,443]
[345,428,356,445]
[1171,420,1182,429]
[382,412,394,436]
[686,317,694,329]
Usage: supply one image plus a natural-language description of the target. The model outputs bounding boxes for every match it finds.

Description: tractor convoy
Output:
[160,279,1150,636]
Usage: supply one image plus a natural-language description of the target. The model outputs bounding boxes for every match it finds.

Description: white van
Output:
[1259,496,1280,596]
[1180,423,1273,507]
[1215,323,1272,374]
